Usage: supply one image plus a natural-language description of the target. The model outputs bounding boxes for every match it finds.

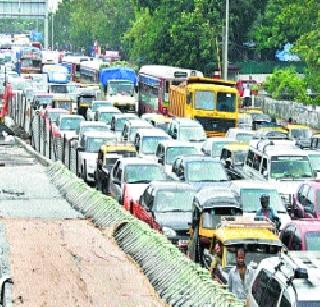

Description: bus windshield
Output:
[217,93,236,112]
[270,156,313,179]
[108,81,134,96]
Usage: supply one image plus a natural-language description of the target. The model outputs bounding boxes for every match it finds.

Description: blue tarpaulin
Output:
[99,67,137,87]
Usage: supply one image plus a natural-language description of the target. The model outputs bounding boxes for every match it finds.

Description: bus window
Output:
[195,91,215,110]
[217,93,236,112]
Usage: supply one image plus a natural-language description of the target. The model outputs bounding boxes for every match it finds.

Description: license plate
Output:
[178,240,189,246]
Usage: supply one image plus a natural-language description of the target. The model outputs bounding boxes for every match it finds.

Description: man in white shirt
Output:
[243,84,251,107]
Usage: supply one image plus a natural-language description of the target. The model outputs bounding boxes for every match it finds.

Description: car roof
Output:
[172,118,201,126]
[230,180,278,191]
[125,119,152,127]
[113,113,137,119]
[148,181,195,192]
[203,138,235,144]
[285,219,320,233]
[228,128,256,134]
[80,121,107,127]
[196,187,237,206]
[158,139,198,148]
[118,157,161,167]
[97,106,120,112]
[135,128,169,137]
[83,131,115,138]
[59,115,84,120]
[181,156,220,163]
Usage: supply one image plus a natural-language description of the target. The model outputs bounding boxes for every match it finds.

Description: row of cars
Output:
[35,93,320,306]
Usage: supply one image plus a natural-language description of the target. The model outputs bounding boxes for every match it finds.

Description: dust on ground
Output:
[4,218,164,307]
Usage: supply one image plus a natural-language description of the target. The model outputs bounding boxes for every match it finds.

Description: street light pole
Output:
[51,13,53,50]
[223,0,229,80]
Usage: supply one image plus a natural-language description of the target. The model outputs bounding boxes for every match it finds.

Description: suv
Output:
[243,139,314,206]
[167,118,207,149]
[247,251,320,306]
[156,140,200,174]
[121,119,153,142]
[110,113,137,140]
[133,128,170,158]
[87,101,113,121]
[96,143,136,194]
[171,156,230,190]
[292,181,320,219]
[127,181,195,250]
[280,220,320,251]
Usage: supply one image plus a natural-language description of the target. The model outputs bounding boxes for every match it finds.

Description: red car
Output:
[292,181,320,219]
[280,219,320,250]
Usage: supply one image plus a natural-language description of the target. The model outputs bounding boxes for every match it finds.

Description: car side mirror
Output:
[179,175,185,181]
[112,179,120,185]
[158,157,163,164]
[172,133,177,140]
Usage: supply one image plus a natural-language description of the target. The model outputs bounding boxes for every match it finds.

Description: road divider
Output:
[47,161,244,306]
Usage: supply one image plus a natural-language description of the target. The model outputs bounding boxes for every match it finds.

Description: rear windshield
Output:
[305,231,320,250]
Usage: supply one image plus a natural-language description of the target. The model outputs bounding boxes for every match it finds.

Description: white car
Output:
[78,131,117,183]
[121,119,153,142]
[87,101,113,121]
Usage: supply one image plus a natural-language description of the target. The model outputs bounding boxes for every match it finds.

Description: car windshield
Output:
[225,244,280,268]
[141,136,168,154]
[186,161,228,182]
[80,125,108,134]
[290,129,311,139]
[240,188,286,213]
[92,102,112,112]
[202,206,241,228]
[109,81,134,96]
[124,165,166,183]
[48,112,66,123]
[154,190,194,212]
[166,147,198,165]
[85,137,113,153]
[305,231,320,250]
[129,126,149,141]
[60,118,82,131]
[37,97,52,106]
[115,117,134,131]
[212,141,234,158]
[99,112,119,124]
[270,156,313,179]
[179,126,206,142]
[236,133,254,142]
[234,150,248,164]
[309,154,320,172]
[50,84,67,93]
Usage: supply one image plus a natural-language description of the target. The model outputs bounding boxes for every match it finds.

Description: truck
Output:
[99,66,137,112]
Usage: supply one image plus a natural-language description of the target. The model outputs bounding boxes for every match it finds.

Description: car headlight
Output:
[162,227,176,237]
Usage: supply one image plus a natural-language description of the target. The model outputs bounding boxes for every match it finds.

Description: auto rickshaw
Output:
[51,95,75,114]
[206,217,282,275]
[220,143,249,180]
[188,187,243,265]
[284,124,312,148]
[96,143,136,194]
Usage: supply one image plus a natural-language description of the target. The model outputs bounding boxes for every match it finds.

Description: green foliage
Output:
[264,67,309,102]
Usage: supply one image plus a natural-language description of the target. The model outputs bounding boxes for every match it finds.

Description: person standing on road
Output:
[243,84,251,107]
[210,241,227,284]
[229,248,255,301]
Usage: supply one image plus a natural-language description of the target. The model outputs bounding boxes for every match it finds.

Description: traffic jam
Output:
[1,48,320,306]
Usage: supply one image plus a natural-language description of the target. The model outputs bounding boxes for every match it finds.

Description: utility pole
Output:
[223,0,229,80]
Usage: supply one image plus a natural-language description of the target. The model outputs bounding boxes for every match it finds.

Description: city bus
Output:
[169,77,239,137]
[80,60,109,84]
[61,56,91,82]
[138,65,203,115]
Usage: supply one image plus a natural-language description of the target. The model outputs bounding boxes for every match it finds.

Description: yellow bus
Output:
[169,77,239,137]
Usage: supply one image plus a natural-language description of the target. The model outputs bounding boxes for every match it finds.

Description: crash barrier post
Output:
[68,138,78,172]
[47,162,244,307]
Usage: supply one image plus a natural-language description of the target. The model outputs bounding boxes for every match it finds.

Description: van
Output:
[243,139,314,205]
